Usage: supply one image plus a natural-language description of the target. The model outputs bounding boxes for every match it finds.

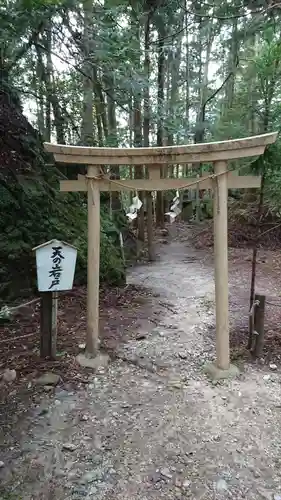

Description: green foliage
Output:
[0,168,126,300]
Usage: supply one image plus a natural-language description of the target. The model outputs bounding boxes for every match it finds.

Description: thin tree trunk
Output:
[35,58,45,136]
[223,17,238,113]
[104,69,121,212]
[129,93,133,203]
[185,3,190,132]
[81,0,94,146]
[168,10,184,147]
[143,12,155,261]
[131,2,145,241]
[45,23,52,141]
[93,67,108,144]
[248,160,265,349]
[156,23,165,227]
[194,19,213,144]
[35,44,65,144]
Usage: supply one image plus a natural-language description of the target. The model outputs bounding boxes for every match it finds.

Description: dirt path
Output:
[1,227,281,500]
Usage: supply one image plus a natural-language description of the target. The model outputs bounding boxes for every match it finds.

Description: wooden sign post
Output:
[44,132,277,378]
[33,239,77,359]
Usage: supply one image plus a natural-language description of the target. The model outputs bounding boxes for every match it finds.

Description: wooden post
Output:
[147,191,156,261]
[40,291,58,359]
[86,165,100,357]
[119,231,125,266]
[196,173,200,222]
[147,166,159,260]
[253,293,266,358]
[213,161,229,370]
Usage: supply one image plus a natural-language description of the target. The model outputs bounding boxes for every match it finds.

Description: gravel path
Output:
[1,234,281,500]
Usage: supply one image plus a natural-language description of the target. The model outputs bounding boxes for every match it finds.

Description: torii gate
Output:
[45,132,277,378]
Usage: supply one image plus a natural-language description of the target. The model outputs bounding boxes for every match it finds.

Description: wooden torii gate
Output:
[45,132,277,377]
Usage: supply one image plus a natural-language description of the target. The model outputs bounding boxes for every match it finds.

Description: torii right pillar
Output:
[215,162,231,366]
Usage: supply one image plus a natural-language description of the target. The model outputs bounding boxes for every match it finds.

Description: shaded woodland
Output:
[1,0,281,299]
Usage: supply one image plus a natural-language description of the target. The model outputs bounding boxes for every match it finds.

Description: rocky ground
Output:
[1,223,281,499]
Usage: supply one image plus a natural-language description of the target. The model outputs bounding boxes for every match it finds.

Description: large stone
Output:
[76,353,109,370]
[36,372,60,386]
[81,468,104,484]
[203,362,240,381]
[216,478,228,492]
[3,369,16,382]
[62,443,76,452]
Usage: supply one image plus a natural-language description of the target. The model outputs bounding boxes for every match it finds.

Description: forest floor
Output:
[1,222,281,499]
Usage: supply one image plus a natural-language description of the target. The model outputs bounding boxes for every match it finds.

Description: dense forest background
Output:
[1,0,281,300]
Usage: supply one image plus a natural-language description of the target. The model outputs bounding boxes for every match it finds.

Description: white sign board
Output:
[33,239,77,292]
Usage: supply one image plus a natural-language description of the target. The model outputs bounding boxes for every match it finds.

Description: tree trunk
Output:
[224,17,238,113]
[156,23,165,227]
[185,3,190,132]
[143,11,156,261]
[104,69,121,212]
[131,2,145,241]
[81,0,94,146]
[194,18,213,144]
[35,58,45,137]
[168,9,184,147]
[45,23,52,141]
[35,43,65,144]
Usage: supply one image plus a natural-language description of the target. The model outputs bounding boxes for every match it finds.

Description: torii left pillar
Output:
[87,166,100,356]
[76,165,109,369]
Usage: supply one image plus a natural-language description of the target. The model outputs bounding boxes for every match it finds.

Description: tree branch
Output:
[8,21,45,71]
[35,42,131,116]
[203,56,239,112]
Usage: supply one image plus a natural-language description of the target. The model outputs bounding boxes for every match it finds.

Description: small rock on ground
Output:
[62,443,76,452]
[35,372,60,386]
[160,467,173,479]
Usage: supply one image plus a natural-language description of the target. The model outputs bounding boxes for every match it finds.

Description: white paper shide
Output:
[165,191,181,223]
[33,239,77,292]
[126,195,143,221]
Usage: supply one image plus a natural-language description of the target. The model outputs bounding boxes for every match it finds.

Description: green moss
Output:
[0,168,126,301]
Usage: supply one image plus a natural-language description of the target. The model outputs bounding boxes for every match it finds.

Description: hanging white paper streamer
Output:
[132,196,142,210]
[126,195,143,221]
[165,193,181,223]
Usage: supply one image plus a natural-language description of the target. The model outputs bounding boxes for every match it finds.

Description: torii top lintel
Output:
[44,132,278,166]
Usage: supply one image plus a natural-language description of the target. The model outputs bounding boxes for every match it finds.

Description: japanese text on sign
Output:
[48,246,65,290]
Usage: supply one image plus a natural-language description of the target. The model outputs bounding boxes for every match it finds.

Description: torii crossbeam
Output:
[45,132,277,377]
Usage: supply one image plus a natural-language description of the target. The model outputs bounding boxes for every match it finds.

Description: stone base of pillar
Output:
[203,362,240,381]
[76,352,109,370]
